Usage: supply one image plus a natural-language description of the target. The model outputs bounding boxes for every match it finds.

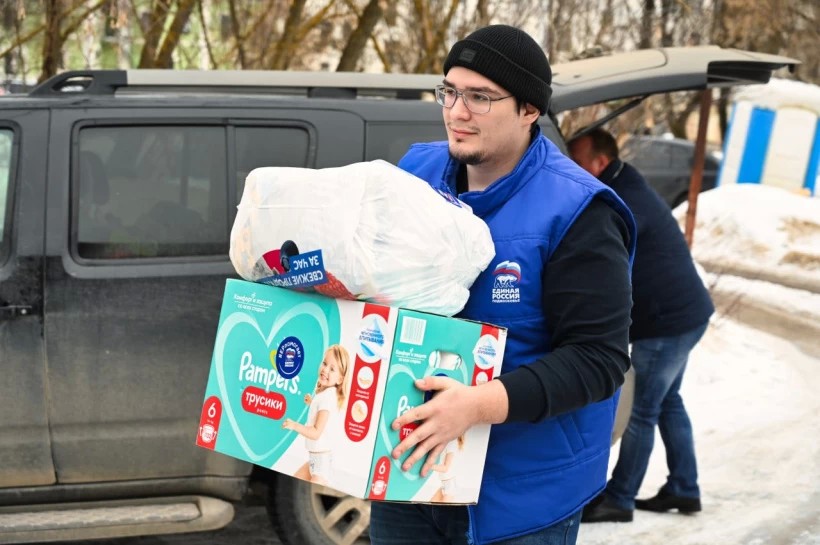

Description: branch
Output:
[268,0,306,69]
[427,0,459,73]
[292,0,336,44]
[0,22,45,60]
[370,33,390,72]
[226,0,246,68]
[155,0,198,67]
[336,0,382,71]
[59,0,110,42]
[197,0,217,69]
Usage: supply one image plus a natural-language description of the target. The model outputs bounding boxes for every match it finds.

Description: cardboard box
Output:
[196,279,506,504]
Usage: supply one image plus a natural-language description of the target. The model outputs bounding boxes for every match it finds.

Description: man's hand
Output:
[390,376,508,477]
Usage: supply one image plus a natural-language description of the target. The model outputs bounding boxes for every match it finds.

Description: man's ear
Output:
[521,103,540,124]
[593,154,609,177]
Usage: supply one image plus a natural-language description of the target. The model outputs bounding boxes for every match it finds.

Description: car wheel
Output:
[267,475,371,545]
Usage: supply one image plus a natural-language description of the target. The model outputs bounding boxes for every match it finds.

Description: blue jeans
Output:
[369,503,581,545]
[606,322,708,510]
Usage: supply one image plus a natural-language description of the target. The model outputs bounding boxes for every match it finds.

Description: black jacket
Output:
[599,159,714,341]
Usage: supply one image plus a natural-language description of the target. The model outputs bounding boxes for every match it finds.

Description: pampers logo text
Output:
[238,351,300,394]
[492,261,521,303]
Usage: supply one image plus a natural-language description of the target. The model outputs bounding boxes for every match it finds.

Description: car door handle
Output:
[0,305,34,320]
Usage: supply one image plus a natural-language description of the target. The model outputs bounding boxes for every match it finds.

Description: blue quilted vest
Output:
[398,132,637,544]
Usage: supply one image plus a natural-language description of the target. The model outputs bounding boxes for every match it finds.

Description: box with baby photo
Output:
[196,278,506,504]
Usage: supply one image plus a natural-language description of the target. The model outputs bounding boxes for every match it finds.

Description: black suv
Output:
[0,47,795,544]
[621,135,723,208]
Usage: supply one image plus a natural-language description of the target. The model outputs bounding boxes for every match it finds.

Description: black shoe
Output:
[581,495,633,523]
[635,491,702,513]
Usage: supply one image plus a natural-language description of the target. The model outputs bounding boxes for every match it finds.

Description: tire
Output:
[267,475,371,545]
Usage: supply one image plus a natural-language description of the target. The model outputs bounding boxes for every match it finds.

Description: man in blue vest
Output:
[368,25,637,545]
[568,128,714,523]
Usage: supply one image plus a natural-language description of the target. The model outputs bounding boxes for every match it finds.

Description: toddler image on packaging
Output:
[282,344,350,485]
[430,435,465,503]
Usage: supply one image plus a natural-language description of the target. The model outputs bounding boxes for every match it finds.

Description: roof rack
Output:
[29,69,442,99]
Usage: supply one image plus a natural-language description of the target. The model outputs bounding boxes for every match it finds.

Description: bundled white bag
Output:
[229,160,495,316]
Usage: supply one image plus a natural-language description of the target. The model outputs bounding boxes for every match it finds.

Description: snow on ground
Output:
[679,184,820,293]
[578,185,820,545]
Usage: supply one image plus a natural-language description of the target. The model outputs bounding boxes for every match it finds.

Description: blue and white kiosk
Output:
[719,78,820,197]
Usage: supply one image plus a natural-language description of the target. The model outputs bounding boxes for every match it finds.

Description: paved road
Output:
[63,503,281,545]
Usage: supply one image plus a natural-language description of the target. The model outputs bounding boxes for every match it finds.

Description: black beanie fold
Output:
[443,25,552,115]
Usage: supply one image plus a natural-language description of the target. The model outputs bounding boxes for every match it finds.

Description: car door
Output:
[0,109,54,487]
[43,104,365,485]
[550,46,798,113]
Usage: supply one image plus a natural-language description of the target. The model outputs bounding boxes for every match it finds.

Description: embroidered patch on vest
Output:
[436,188,463,208]
[491,261,521,303]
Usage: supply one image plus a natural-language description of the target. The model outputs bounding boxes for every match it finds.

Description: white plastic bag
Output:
[229,160,495,316]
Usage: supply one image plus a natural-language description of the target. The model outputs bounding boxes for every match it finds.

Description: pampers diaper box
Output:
[196,278,506,504]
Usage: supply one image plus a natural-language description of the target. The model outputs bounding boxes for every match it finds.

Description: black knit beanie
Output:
[443,25,552,116]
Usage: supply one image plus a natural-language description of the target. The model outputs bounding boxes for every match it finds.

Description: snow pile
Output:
[674,184,820,294]
[733,77,820,115]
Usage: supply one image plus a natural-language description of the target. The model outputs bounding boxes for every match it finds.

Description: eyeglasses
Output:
[434,84,514,114]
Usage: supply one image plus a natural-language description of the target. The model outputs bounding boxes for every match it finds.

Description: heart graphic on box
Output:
[212,299,341,465]
[376,362,468,498]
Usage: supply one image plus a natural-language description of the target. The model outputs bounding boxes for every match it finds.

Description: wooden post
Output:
[685,89,713,249]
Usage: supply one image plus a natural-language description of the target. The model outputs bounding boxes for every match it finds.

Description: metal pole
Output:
[685,89,713,249]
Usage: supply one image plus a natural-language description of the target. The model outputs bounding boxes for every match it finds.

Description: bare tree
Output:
[136,0,197,68]
[639,0,655,48]
[336,0,382,71]
[40,0,64,80]
[154,0,197,67]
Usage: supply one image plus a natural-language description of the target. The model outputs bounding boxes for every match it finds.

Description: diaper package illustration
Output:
[196,279,506,504]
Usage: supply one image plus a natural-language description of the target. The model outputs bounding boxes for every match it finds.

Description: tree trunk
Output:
[226,0,246,68]
[594,0,614,46]
[138,0,172,67]
[155,0,198,67]
[414,0,459,73]
[639,0,655,48]
[39,0,63,82]
[268,0,306,70]
[336,0,382,71]
[660,0,673,46]
[664,92,701,138]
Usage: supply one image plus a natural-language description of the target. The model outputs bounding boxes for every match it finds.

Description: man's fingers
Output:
[399,434,442,472]
[420,443,445,477]
[391,417,429,460]
[391,403,430,432]
[416,375,457,392]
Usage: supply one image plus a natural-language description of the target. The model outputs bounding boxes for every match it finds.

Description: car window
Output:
[366,123,446,164]
[623,139,671,169]
[74,124,313,260]
[0,128,12,260]
[76,125,229,259]
[235,126,310,200]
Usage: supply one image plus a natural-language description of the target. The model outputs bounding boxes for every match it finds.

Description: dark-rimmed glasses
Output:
[434,84,514,114]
